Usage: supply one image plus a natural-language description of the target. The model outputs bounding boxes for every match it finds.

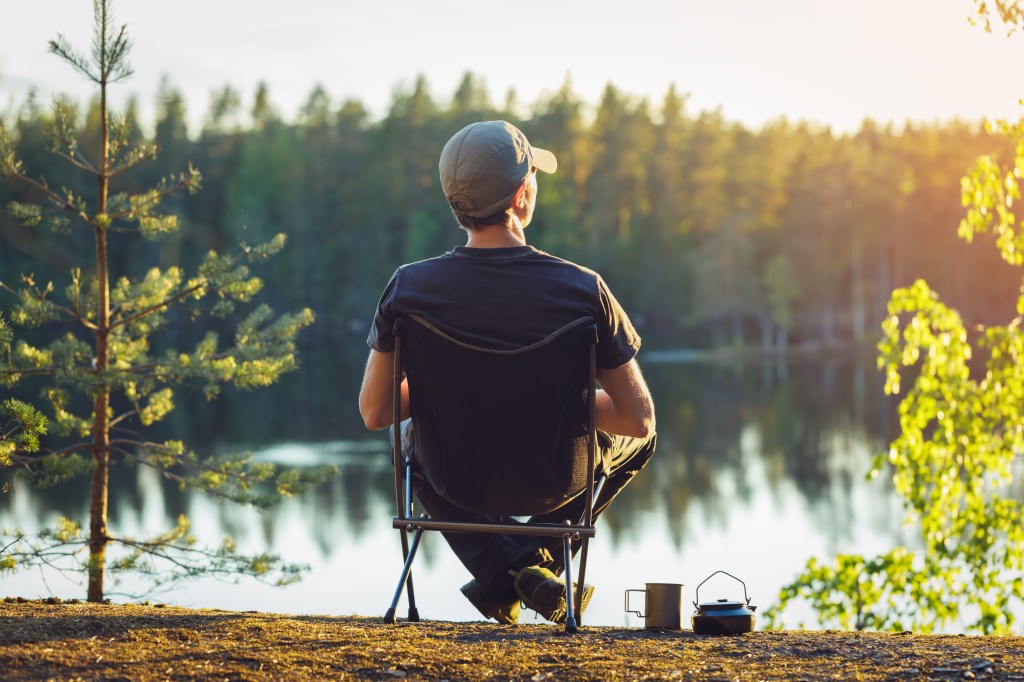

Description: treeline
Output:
[1,73,1019,361]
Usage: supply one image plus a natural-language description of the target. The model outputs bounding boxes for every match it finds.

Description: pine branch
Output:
[106,174,194,224]
[104,364,207,395]
[1,367,62,378]
[2,535,89,563]
[91,1,134,84]
[61,304,97,331]
[111,450,196,497]
[30,295,96,331]
[48,35,99,83]
[103,25,134,83]
[109,282,206,331]
[43,441,93,458]
[70,305,99,333]
[4,452,49,470]
[113,539,212,568]
[52,149,99,176]
[108,409,137,429]
[0,536,22,555]
[109,536,305,588]
[66,269,99,332]
[4,170,92,225]
[0,280,88,328]
[19,545,90,579]
[111,442,251,487]
[109,250,247,331]
[109,441,305,509]
[108,363,202,386]
[107,144,157,178]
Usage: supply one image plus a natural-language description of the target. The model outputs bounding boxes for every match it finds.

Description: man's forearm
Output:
[358,349,410,430]
[593,359,655,438]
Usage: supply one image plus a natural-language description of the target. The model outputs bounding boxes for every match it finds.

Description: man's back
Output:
[368,245,639,372]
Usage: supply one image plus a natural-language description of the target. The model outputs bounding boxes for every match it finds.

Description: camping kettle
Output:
[690,570,757,635]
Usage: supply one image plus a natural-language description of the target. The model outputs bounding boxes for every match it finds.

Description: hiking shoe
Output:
[511,566,594,624]
[460,579,520,624]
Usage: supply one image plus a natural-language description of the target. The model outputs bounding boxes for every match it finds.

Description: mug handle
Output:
[624,588,648,617]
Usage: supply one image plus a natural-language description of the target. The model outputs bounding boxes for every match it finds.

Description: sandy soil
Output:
[2,599,1023,681]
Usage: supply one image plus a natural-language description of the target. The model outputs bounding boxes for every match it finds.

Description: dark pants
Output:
[398,420,656,607]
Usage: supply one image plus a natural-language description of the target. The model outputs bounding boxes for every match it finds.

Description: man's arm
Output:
[595,358,655,438]
[358,349,409,430]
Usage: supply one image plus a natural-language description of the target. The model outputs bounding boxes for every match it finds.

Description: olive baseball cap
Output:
[439,120,557,218]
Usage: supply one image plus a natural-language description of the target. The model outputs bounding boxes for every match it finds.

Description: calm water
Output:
[1,355,912,628]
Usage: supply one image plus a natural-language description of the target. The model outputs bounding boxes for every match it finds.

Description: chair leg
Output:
[561,533,578,634]
[405,565,421,623]
[575,536,590,625]
[571,473,603,627]
[384,527,424,624]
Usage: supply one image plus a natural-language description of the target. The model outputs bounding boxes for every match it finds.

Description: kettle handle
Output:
[693,570,750,608]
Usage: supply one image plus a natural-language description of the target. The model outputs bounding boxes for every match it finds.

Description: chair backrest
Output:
[393,314,597,517]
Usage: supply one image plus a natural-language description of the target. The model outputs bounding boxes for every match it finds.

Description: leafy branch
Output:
[971,0,1024,34]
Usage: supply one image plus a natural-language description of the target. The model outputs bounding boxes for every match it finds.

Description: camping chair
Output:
[383,314,605,634]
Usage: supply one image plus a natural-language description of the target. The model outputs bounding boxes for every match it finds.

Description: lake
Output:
[1,354,913,628]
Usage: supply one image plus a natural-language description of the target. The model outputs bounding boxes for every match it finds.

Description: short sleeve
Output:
[366,269,400,352]
[596,275,641,369]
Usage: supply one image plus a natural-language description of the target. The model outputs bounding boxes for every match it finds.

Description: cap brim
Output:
[531,146,557,174]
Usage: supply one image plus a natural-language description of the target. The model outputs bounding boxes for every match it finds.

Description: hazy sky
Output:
[1,0,1022,132]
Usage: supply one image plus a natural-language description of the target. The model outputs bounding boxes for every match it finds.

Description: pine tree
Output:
[0,0,332,602]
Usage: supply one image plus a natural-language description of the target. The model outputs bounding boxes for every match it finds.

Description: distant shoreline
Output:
[643,339,876,364]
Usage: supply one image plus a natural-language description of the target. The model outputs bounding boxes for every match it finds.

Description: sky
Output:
[1,0,1023,133]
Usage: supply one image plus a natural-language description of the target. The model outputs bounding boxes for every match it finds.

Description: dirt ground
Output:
[1,599,1023,681]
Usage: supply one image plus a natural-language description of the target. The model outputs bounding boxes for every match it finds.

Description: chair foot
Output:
[407,607,420,622]
[564,616,578,634]
[383,608,397,624]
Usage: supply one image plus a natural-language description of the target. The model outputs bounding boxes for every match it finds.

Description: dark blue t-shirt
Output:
[367,245,640,370]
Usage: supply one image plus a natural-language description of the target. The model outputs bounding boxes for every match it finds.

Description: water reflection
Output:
[1,356,910,627]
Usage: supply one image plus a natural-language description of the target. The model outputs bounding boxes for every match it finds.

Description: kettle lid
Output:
[697,598,746,611]
[692,570,756,612]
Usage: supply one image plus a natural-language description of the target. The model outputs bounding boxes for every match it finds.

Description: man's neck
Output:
[464,224,527,248]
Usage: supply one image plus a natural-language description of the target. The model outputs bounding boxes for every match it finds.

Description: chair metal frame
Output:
[382,315,604,633]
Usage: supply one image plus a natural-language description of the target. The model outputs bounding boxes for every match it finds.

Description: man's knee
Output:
[601,429,656,476]
[625,430,656,475]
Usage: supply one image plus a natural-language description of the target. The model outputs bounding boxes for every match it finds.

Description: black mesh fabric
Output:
[395,315,597,517]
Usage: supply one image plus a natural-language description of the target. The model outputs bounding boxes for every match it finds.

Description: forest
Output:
[1,74,1019,407]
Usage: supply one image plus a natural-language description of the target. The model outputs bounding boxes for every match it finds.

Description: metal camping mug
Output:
[624,582,684,629]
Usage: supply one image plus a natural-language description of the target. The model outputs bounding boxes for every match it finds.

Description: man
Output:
[359,120,656,624]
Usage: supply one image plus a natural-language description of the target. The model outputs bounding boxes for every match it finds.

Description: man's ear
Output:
[512,180,528,208]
